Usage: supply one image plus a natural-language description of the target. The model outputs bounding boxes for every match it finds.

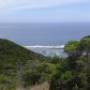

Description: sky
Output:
[0,0,90,22]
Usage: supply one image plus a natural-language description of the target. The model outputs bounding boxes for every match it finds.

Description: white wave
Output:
[24,45,65,49]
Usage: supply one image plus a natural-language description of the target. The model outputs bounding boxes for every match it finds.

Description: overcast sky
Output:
[0,0,90,22]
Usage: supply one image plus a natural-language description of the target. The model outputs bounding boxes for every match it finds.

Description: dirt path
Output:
[31,82,49,90]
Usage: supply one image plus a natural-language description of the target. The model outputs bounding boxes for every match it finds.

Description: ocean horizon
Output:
[0,22,90,46]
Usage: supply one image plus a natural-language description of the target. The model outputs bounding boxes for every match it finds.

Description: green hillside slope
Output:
[0,39,44,62]
[0,39,46,90]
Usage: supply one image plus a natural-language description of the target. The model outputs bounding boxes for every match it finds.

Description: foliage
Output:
[50,35,90,90]
[0,35,90,90]
[0,39,45,90]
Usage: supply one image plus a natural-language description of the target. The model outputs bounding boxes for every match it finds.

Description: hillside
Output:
[0,39,48,90]
[0,39,59,90]
[0,39,44,62]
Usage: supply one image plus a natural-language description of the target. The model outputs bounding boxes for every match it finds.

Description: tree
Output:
[64,41,81,71]
[80,35,90,90]
[64,41,80,57]
[50,38,87,90]
[80,35,90,64]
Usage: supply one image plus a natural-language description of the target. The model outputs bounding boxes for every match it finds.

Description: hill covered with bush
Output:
[0,39,46,90]
[0,39,44,61]
[0,39,59,90]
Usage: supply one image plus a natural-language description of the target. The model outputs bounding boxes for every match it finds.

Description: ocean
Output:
[0,22,90,56]
[0,22,90,46]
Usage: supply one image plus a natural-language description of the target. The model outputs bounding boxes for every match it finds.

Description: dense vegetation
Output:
[0,35,90,90]
[49,35,90,90]
[0,39,46,90]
